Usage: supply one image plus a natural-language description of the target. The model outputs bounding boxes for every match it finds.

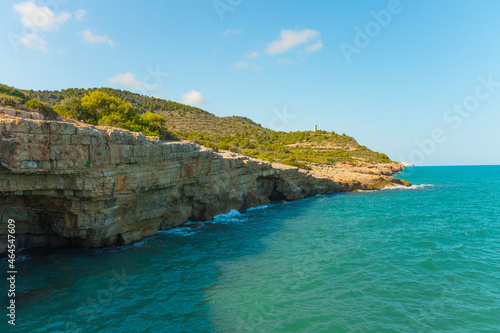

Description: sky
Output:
[1,0,499,166]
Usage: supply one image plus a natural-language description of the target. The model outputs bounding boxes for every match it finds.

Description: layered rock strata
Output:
[0,116,409,253]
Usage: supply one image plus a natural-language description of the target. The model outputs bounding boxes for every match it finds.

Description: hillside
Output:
[23,86,263,136]
[1,83,395,168]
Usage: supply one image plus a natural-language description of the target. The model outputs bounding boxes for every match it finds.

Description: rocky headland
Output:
[0,113,409,254]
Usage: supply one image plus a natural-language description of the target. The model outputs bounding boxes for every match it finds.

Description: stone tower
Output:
[313,125,317,131]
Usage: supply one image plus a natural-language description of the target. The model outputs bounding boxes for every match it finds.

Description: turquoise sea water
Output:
[3,166,500,332]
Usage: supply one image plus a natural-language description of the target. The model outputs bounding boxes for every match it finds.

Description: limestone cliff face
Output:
[0,116,408,253]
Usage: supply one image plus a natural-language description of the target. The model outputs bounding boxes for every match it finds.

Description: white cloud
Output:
[13,1,70,31]
[251,64,262,71]
[108,73,154,90]
[20,33,48,52]
[80,29,114,46]
[224,29,241,36]
[266,28,320,55]
[305,40,323,54]
[233,61,249,70]
[182,90,205,105]
[74,9,86,21]
[233,61,261,71]
[244,51,260,59]
[277,58,293,65]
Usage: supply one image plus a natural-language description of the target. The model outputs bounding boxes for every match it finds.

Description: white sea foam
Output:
[158,227,198,237]
[356,184,435,193]
[213,209,245,223]
[132,239,150,247]
[382,184,435,190]
[246,204,269,211]
[157,209,245,238]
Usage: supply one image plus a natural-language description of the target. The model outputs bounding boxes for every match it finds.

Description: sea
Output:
[2,166,500,332]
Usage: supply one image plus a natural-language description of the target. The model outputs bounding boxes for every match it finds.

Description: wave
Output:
[213,209,245,223]
[158,227,199,237]
[246,204,270,211]
[356,184,435,193]
[132,238,153,247]
[382,184,435,190]
[157,209,246,239]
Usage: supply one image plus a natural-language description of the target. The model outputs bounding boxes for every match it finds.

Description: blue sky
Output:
[1,0,499,166]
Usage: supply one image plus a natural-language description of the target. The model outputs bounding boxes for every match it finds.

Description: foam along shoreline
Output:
[356,184,434,192]
[0,115,410,254]
[382,184,434,190]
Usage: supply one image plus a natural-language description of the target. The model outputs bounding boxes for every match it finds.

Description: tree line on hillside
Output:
[54,90,174,139]
[24,87,211,116]
[0,84,172,139]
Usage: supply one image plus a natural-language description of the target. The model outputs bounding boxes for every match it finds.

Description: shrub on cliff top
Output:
[54,105,78,119]
[378,153,391,163]
[0,84,28,103]
[81,91,131,115]
[79,91,174,140]
[25,99,59,118]
[140,111,165,126]
[0,93,22,107]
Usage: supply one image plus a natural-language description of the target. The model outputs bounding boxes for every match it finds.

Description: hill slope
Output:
[1,84,396,168]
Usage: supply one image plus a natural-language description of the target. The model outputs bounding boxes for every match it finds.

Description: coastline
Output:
[0,114,409,254]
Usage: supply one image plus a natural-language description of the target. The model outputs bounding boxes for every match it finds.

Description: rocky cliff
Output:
[0,115,409,253]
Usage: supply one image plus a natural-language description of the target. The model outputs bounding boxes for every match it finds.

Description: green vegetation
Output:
[180,129,391,169]
[25,99,59,117]
[0,93,22,108]
[0,83,396,167]
[54,90,174,139]
[23,87,213,117]
[23,86,263,136]
[0,84,28,103]
[0,85,173,139]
